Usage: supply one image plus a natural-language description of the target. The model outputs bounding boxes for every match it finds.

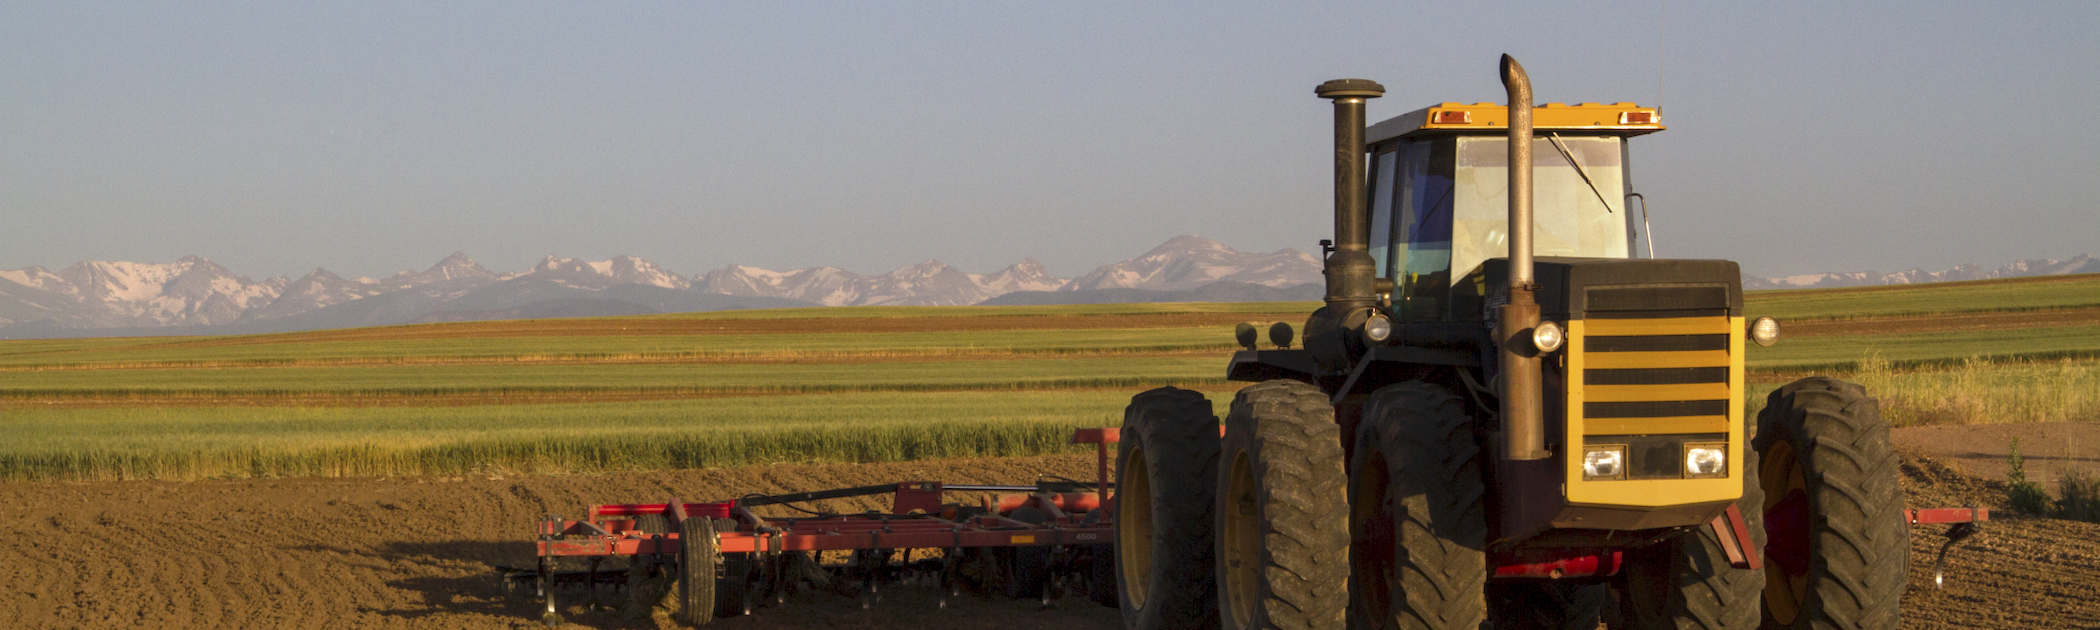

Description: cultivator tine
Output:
[858,549,889,610]
[584,557,604,611]
[938,548,961,610]
[1933,520,1982,589]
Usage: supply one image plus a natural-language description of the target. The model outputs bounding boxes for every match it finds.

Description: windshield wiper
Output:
[1547,133,1615,214]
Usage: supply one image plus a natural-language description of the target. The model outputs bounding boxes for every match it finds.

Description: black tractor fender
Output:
[1330,346,1480,402]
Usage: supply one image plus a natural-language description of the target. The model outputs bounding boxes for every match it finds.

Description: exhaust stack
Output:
[1315,79,1385,314]
[1499,55,1548,461]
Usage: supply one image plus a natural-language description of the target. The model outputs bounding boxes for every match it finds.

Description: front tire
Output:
[1216,380,1351,630]
[1347,381,1486,630]
[1116,386,1222,630]
[1753,377,1906,629]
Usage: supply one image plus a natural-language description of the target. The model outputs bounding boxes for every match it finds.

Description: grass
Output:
[0,389,1235,481]
[2007,438,2054,515]
[4,274,2097,482]
[1844,355,2100,427]
[0,328,1247,370]
[1744,324,2100,372]
[1745,273,2100,321]
[2061,467,2100,523]
[0,356,1225,399]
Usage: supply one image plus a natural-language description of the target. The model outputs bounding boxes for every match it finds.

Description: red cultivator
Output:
[507,430,1123,626]
[510,428,1990,628]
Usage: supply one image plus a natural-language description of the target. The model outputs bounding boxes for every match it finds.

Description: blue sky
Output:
[3,1,2095,280]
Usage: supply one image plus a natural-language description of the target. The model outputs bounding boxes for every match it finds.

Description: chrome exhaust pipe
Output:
[1499,55,1548,461]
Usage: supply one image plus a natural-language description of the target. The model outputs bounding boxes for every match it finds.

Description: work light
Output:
[1750,317,1780,347]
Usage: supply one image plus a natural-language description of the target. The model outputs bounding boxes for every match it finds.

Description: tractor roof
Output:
[1366,102,1664,145]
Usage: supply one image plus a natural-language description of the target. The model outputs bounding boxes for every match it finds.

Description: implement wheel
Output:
[1115,386,1221,630]
[716,546,755,618]
[625,515,677,619]
[1348,381,1485,630]
[1087,544,1118,608]
[1215,380,1350,630]
[1003,506,1053,601]
[678,517,719,626]
[1754,377,1906,629]
[1612,423,1765,629]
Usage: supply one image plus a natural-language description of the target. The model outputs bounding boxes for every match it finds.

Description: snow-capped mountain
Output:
[1745,254,2100,290]
[28,236,2088,338]
[239,253,497,323]
[694,258,1070,307]
[0,256,287,327]
[0,236,1321,336]
[1063,235,1321,292]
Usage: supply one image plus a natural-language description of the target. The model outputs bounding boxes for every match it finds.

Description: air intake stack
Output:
[1314,79,1385,316]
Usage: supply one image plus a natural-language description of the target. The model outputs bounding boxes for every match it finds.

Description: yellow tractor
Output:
[1109,56,1925,629]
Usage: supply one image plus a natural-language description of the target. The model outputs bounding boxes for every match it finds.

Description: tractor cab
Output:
[1363,102,1659,322]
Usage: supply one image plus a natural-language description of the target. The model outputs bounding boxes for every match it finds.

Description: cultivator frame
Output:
[508,430,1124,626]
[510,427,1992,627]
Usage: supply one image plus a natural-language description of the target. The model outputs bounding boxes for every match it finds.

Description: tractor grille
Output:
[1573,287,1736,437]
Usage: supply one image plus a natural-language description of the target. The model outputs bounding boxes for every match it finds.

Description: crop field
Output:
[0,305,1294,481]
[2,276,2096,481]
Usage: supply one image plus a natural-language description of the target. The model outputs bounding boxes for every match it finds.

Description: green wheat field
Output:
[4,274,2097,481]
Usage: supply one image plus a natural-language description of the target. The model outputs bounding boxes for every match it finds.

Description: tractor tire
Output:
[1488,582,1607,630]
[678,517,719,626]
[1347,381,1485,630]
[1752,377,1906,630]
[1215,379,1350,630]
[1004,506,1053,601]
[1115,386,1222,630]
[1612,400,1766,630]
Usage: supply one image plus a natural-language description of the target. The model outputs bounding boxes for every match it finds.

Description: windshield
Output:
[1371,134,1629,321]
[1451,135,1627,279]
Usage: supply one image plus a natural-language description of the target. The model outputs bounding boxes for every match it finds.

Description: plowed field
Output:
[3,432,2096,629]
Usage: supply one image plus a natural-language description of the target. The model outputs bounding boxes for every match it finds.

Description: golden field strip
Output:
[3,277,2098,480]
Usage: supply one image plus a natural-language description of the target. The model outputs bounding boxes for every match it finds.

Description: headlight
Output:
[1582,445,1625,480]
[1685,444,1727,478]
[1531,321,1565,353]
[1749,317,1780,347]
[1364,314,1392,343]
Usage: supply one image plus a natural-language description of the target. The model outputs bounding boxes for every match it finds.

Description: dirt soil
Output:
[4,430,2098,629]
[1892,422,2100,498]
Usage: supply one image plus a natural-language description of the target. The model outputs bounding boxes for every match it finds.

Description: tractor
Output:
[1110,55,1923,630]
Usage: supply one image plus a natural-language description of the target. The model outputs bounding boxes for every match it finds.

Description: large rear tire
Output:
[1612,441,1765,630]
[1116,386,1222,630]
[1347,381,1486,630]
[1215,380,1351,630]
[1753,377,1906,630]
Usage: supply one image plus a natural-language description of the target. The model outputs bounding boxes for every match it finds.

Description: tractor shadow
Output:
[290,539,665,629]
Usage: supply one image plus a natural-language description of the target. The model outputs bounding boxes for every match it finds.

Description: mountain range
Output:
[0,235,1321,339]
[1741,254,2100,290]
[5,238,2092,339]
